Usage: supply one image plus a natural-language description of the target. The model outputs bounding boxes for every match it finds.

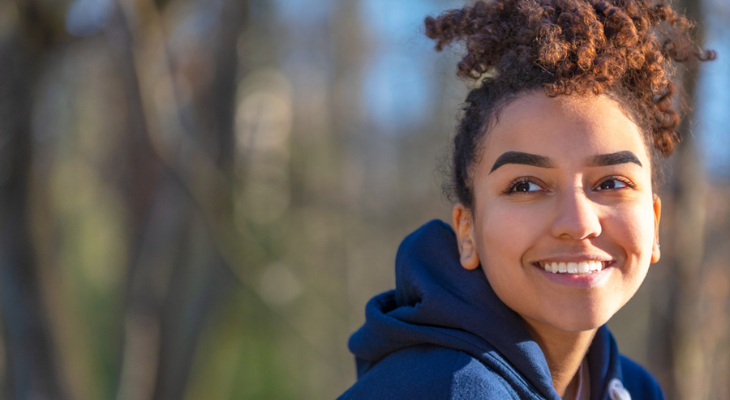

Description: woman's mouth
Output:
[535,261,611,275]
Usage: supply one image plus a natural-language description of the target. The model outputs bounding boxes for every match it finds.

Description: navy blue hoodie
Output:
[339,220,665,400]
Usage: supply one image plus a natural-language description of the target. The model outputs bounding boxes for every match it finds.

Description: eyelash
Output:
[502,175,636,194]
[502,177,545,194]
[594,175,636,191]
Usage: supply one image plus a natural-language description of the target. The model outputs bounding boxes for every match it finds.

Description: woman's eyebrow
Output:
[590,151,642,167]
[489,151,554,173]
[489,150,642,173]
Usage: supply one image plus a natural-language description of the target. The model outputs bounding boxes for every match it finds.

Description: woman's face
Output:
[453,93,661,332]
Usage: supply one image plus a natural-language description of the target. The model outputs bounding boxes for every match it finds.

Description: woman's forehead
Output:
[481,93,650,164]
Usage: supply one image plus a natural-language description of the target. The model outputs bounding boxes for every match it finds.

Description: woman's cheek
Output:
[478,202,547,268]
[483,201,543,240]
[606,201,657,263]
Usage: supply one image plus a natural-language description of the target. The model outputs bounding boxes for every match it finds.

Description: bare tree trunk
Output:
[102,3,168,400]
[106,0,248,398]
[153,1,248,398]
[664,0,709,398]
[0,3,66,400]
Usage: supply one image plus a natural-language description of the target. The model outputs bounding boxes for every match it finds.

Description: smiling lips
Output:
[537,261,608,274]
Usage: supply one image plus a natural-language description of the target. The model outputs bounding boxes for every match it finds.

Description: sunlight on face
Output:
[454,93,661,332]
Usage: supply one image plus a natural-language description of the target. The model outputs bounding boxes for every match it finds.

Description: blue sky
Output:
[273,0,730,176]
[697,0,730,177]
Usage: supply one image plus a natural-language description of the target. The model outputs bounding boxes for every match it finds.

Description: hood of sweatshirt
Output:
[348,220,628,400]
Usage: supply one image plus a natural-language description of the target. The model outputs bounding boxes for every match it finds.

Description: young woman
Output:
[339,1,714,399]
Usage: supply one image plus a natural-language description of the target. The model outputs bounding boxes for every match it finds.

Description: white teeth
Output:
[542,261,606,274]
[578,262,589,273]
[567,262,578,273]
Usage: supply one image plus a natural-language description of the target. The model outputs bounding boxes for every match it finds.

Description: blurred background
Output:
[0,0,728,399]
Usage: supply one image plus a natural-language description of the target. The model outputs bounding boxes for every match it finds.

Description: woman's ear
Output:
[452,204,480,270]
[651,194,662,264]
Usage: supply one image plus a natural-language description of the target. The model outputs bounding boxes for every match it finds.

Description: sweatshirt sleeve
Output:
[337,345,457,400]
[338,345,518,400]
[619,355,666,400]
[449,353,521,400]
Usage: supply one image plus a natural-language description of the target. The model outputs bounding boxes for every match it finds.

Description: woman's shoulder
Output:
[619,355,666,400]
[338,344,521,400]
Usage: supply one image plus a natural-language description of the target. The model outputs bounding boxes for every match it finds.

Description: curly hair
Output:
[425,0,715,209]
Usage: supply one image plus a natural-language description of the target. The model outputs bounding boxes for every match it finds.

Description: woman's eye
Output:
[596,179,628,191]
[511,181,542,193]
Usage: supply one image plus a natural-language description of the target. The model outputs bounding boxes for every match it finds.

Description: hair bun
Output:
[425,0,715,157]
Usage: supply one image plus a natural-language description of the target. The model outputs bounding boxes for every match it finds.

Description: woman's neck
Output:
[522,318,597,399]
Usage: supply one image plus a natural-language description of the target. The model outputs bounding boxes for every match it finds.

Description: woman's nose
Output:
[550,188,602,240]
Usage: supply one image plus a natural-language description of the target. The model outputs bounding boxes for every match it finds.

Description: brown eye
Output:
[510,181,542,193]
[596,179,628,191]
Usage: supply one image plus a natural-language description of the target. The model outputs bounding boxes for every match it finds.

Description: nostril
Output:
[551,194,602,240]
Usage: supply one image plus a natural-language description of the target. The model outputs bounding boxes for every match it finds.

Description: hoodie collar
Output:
[349,220,625,400]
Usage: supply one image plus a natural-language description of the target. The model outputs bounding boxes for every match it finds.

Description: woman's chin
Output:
[554,318,607,332]
[526,305,615,333]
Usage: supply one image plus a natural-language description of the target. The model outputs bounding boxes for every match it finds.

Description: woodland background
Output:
[0,0,729,399]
